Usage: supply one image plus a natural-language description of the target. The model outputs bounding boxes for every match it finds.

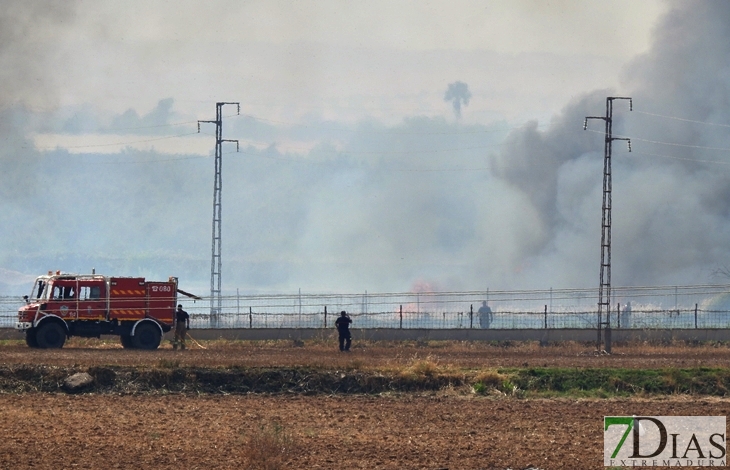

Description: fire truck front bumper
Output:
[15,322,33,331]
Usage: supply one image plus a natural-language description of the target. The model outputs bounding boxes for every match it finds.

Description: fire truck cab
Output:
[16,272,179,349]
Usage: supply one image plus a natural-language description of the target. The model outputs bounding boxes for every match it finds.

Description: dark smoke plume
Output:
[488,0,730,288]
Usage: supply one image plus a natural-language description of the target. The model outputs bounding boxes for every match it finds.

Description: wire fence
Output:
[5,284,730,330]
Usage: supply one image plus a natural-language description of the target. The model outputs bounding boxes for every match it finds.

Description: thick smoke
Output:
[0,2,79,292]
[444,81,471,119]
[3,1,730,296]
[0,2,77,201]
[489,0,730,288]
[0,2,77,109]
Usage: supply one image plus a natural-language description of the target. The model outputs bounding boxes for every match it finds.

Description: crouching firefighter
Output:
[173,304,190,350]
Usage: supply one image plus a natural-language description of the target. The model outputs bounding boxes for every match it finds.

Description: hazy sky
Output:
[7,0,730,297]
[37,1,665,124]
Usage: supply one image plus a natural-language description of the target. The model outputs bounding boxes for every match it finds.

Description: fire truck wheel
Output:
[25,329,39,348]
[36,322,66,349]
[120,334,133,349]
[132,323,161,350]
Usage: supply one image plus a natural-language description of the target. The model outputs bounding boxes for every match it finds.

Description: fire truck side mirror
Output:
[23,295,29,304]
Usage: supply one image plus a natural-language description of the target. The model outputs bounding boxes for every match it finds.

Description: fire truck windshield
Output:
[30,278,49,301]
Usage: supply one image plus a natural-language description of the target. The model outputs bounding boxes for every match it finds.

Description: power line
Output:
[633,109,730,129]
[33,124,730,171]
[33,127,506,157]
[2,283,728,303]
[101,109,517,136]
[102,119,199,132]
[34,143,730,173]
[630,151,730,166]
[64,155,208,165]
[33,131,201,150]
[584,128,730,153]
[33,147,497,174]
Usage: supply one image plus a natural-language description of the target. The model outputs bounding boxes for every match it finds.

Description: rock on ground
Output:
[63,372,93,392]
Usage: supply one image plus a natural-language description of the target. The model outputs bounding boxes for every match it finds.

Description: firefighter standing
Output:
[173,304,190,350]
[478,301,493,329]
[335,310,352,352]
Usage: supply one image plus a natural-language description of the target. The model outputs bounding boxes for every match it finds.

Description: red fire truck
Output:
[16,272,193,349]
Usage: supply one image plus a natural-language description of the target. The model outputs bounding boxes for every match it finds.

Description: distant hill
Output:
[0,268,36,296]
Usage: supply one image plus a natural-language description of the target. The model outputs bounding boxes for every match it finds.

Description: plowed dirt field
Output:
[1,340,728,469]
[2,393,728,469]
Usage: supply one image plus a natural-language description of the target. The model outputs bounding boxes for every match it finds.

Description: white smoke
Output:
[2,1,730,296]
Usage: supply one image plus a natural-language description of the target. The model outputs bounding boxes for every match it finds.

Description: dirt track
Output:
[1,340,730,469]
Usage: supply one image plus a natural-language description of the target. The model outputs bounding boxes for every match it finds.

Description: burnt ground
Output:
[1,339,729,469]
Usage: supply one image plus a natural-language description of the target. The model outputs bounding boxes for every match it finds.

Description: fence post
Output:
[324,306,327,329]
[399,305,403,329]
[470,304,473,329]
[249,307,252,329]
[695,303,698,329]
[544,304,547,329]
[617,302,620,329]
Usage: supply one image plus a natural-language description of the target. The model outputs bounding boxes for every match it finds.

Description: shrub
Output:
[408,359,440,377]
[241,422,297,470]
[473,370,505,388]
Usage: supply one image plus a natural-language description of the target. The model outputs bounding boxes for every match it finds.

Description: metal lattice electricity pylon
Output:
[198,102,239,327]
[584,97,632,351]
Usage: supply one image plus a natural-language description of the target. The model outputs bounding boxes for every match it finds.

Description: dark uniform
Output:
[173,305,190,350]
[335,311,352,352]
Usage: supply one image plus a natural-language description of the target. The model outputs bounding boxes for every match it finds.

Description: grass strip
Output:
[489,367,730,397]
[2,364,730,397]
